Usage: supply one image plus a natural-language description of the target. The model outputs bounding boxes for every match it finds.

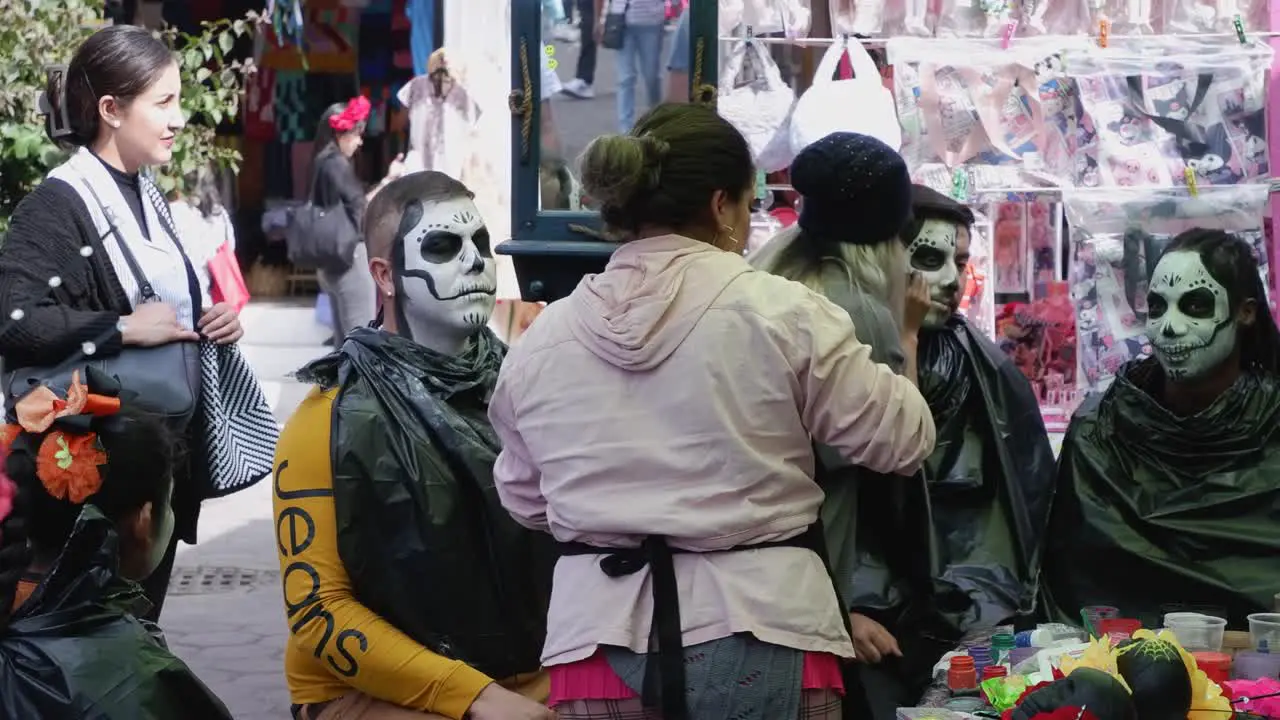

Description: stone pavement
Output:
[163,301,327,720]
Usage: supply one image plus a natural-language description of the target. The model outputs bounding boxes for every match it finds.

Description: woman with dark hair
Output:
[750,138,949,720]
[0,24,277,623]
[0,371,232,718]
[309,98,404,346]
[1043,228,1280,627]
[488,102,936,719]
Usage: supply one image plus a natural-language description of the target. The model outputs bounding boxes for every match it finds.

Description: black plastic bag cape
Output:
[297,327,555,680]
[917,318,1056,632]
[1043,358,1280,627]
[0,507,232,720]
[815,288,960,720]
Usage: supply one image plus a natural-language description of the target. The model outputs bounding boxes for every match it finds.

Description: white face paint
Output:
[906,219,964,328]
[395,196,497,347]
[1146,250,1237,381]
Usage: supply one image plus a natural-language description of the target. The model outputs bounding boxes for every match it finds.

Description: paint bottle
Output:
[992,633,1016,666]
[948,655,978,696]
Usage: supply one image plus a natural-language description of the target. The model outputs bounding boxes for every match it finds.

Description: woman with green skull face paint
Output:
[0,368,232,718]
[1042,228,1280,628]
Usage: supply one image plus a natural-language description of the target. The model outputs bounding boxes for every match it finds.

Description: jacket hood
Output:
[567,235,751,371]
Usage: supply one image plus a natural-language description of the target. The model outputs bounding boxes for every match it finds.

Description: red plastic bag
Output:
[210,242,250,312]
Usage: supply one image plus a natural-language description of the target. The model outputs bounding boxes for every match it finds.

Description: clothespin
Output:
[1233,14,1247,44]
[1097,18,1110,48]
[1001,20,1018,49]
[951,168,970,202]
[1184,166,1199,197]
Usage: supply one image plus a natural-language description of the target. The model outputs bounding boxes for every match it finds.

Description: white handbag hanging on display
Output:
[790,36,902,154]
[717,37,797,172]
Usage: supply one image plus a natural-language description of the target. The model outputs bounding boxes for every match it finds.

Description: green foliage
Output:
[0,0,99,231]
[154,14,258,195]
[0,1,259,231]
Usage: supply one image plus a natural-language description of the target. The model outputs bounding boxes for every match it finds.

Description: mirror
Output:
[538,0,695,212]
[504,0,714,302]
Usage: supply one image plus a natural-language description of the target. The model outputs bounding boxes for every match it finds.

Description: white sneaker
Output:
[561,78,595,99]
[553,23,580,42]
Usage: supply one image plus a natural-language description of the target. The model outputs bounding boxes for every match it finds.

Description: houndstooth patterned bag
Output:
[143,179,278,496]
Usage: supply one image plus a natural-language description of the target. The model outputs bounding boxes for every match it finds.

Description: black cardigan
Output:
[1,177,210,542]
[0,178,135,368]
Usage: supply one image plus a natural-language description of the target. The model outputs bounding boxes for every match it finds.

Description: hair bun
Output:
[579,133,665,215]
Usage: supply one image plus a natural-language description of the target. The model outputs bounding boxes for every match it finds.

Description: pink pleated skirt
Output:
[548,649,845,706]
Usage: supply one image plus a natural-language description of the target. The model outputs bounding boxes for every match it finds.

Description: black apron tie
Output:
[559,523,852,720]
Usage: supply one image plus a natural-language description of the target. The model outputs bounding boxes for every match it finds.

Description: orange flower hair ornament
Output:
[2,370,120,505]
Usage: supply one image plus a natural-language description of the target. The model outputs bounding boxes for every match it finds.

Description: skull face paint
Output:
[1146,250,1237,381]
[907,218,965,328]
[392,195,497,345]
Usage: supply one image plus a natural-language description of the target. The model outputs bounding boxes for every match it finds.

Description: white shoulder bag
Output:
[716,37,797,172]
[790,36,902,154]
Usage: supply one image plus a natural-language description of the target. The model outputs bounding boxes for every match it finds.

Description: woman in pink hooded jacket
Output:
[488,103,936,720]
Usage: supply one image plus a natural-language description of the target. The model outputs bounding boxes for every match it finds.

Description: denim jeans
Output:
[616,23,664,133]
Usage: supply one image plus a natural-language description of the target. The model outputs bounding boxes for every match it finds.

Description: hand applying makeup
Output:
[198,302,244,345]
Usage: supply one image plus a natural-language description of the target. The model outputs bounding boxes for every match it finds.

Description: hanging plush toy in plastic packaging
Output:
[1064,184,1270,392]
[890,37,1087,194]
[1049,37,1273,190]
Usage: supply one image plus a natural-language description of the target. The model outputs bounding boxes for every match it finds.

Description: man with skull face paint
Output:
[905,185,1055,637]
[1043,228,1280,628]
[273,172,556,720]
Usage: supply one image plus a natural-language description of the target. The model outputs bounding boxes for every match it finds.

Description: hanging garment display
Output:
[1063,183,1270,392]
[823,0,1269,37]
[791,35,901,154]
[272,71,309,144]
[1045,37,1273,189]
[396,61,483,178]
[717,37,797,172]
[262,1,360,73]
[244,65,277,142]
[717,0,812,37]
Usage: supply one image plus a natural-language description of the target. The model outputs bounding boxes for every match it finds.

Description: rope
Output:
[692,36,717,106]
[507,36,534,165]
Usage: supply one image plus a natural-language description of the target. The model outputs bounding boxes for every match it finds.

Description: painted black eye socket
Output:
[420,232,463,263]
[1178,287,1217,318]
[1147,294,1168,319]
[912,247,947,272]
[473,227,492,258]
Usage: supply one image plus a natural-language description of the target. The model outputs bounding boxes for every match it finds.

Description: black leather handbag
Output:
[285,150,361,274]
[601,0,630,50]
[4,180,200,430]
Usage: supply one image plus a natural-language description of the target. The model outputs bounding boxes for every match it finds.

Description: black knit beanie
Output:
[791,131,914,246]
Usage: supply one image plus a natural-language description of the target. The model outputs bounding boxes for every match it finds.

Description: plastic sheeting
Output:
[1042,358,1280,628]
[0,507,232,720]
[918,318,1056,633]
[297,328,555,681]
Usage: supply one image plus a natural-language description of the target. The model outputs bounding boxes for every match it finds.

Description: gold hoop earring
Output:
[718,224,740,252]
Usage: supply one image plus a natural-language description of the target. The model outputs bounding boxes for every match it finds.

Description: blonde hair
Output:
[749,224,907,327]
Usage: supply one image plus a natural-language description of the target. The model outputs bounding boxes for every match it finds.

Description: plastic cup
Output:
[1164,613,1227,651]
[1099,618,1142,638]
[1247,613,1280,651]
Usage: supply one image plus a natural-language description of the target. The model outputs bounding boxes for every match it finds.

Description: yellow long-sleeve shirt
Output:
[273,387,546,718]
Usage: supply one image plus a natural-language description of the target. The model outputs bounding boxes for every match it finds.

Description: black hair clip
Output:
[37,64,73,139]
